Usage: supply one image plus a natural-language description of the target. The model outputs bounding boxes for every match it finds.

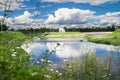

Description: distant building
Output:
[59,27,65,32]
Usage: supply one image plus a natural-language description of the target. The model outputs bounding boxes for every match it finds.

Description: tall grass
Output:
[88,30,120,45]
[0,31,119,80]
[60,53,113,80]
[0,43,114,80]
[0,31,26,43]
[0,41,29,80]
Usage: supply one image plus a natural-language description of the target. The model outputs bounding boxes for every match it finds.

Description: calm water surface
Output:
[22,36,120,75]
[22,38,120,63]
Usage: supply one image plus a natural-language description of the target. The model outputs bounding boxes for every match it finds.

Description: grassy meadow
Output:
[0,32,26,42]
[0,31,120,80]
[88,30,120,46]
[45,32,84,38]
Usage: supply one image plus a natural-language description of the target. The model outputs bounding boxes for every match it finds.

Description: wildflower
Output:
[64,59,68,62]
[11,53,16,57]
[56,70,59,73]
[48,60,52,63]
[31,72,38,76]
[12,49,15,52]
[50,69,54,72]
[29,57,34,60]
[44,75,51,79]
[41,59,45,62]
[13,52,17,54]
[59,73,62,76]
[68,65,72,68]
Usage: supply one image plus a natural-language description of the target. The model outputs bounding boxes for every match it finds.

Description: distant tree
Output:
[0,23,8,31]
[0,0,18,31]
[10,28,15,31]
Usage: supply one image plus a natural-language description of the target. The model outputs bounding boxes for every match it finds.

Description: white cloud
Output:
[41,4,52,8]
[33,11,40,16]
[45,8,95,24]
[3,8,120,30]
[5,11,44,30]
[0,0,30,11]
[44,8,120,27]
[14,11,33,24]
[95,12,120,26]
[41,0,118,5]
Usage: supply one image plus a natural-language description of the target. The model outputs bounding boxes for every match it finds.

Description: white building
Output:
[59,27,65,32]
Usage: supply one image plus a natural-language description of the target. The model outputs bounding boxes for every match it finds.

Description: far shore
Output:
[45,32,113,38]
[83,32,112,35]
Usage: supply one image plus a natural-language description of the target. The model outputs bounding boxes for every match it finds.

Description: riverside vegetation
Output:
[88,30,120,46]
[0,31,120,80]
[45,32,84,38]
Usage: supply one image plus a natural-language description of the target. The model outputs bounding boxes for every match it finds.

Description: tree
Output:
[0,23,8,31]
[0,0,17,31]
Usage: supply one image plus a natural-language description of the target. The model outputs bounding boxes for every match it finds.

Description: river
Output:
[22,33,120,77]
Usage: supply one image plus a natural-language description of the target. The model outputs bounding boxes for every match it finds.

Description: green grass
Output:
[0,43,117,80]
[0,41,29,80]
[49,32,82,35]
[46,32,84,38]
[88,30,120,46]
[24,33,45,38]
[0,32,29,80]
[0,31,119,80]
[0,31,26,43]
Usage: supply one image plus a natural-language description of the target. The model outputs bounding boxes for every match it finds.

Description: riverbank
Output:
[0,31,26,42]
[0,31,120,80]
[84,32,112,35]
[44,32,113,38]
[45,32,84,38]
[88,30,120,46]
[0,31,30,80]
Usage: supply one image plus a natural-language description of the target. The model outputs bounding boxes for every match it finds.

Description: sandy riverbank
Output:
[83,32,112,35]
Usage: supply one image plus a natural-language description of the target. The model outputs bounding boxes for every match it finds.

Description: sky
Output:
[0,0,120,29]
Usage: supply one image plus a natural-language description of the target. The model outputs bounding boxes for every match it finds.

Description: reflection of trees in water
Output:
[22,40,120,59]
[22,39,120,78]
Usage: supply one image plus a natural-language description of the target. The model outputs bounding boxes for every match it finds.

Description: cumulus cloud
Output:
[41,0,118,5]
[3,8,120,29]
[44,8,120,27]
[95,12,120,26]
[13,11,33,24]
[45,8,95,24]
[5,10,44,30]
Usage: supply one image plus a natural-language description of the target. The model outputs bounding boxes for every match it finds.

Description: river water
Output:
[22,34,120,76]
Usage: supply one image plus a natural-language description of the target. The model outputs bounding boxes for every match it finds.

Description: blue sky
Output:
[0,0,120,29]
[14,0,120,18]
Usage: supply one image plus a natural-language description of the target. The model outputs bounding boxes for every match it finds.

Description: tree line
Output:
[13,25,118,33]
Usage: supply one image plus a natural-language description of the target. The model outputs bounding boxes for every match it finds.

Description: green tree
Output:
[0,23,8,31]
[0,0,17,31]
